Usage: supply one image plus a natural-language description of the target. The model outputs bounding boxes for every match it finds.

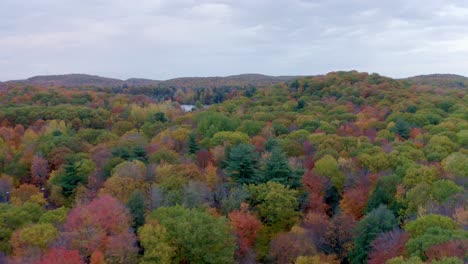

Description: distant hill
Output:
[402,74,468,88]
[6,74,125,88]
[162,74,300,89]
[5,73,302,89]
[125,78,161,87]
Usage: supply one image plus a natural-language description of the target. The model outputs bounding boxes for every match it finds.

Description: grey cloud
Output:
[1,0,468,80]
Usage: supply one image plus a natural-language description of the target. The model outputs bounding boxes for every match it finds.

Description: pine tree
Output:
[127,190,146,230]
[189,133,199,154]
[262,147,293,186]
[225,144,259,184]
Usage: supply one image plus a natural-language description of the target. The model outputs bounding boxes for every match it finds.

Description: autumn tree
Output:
[144,205,236,263]
[60,195,138,262]
[228,203,262,258]
[247,182,299,231]
[31,155,49,187]
[37,248,84,264]
[349,205,398,264]
[368,229,409,264]
[313,155,345,192]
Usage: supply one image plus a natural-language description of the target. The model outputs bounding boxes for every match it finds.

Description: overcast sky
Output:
[1,0,468,81]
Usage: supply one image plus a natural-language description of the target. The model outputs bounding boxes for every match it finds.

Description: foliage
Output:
[146,205,236,263]
[349,205,398,264]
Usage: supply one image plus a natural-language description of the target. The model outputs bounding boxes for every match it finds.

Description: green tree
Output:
[442,152,468,177]
[350,205,398,264]
[53,155,95,197]
[403,166,440,188]
[405,227,468,260]
[313,155,345,192]
[147,205,236,263]
[365,174,402,215]
[188,132,199,154]
[225,144,259,185]
[247,182,299,231]
[11,223,58,254]
[138,220,176,264]
[387,256,424,264]
[127,190,146,230]
[390,118,411,139]
[262,147,300,187]
[404,214,458,238]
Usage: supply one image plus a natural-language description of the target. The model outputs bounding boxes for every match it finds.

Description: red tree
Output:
[425,239,468,261]
[368,229,409,264]
[302,171,329,214]
[37,248,84,264]
[228,203,262,257]
[196,149,212,168]
[31,155,49,187]
[60,195,137,262]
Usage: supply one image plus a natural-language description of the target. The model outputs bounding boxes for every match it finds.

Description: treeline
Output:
[0,71,466,263]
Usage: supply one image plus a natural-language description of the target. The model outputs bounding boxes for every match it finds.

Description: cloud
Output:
[1,0,468,80]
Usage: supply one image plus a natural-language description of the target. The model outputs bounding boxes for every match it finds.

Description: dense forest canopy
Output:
[0,71,466,263]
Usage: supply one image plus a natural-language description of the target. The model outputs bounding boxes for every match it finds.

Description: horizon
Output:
[2,1,468,81]
[2,71,467,83]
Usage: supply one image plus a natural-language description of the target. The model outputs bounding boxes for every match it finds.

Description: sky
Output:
[1,0,468,81]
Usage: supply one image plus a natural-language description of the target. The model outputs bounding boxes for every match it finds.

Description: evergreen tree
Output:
[391,118,411,139]
[262,147,298,187]
[54,156,87,197]
[188,133,199,154]
[350,205,398,264]
[127,190,146,230]
[225,144,259,184]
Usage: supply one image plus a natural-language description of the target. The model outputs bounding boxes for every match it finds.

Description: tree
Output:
[268,226,317,263]
[11,223,58,257]
[100,175,148,204]
[405,227,468,260]
[31,155,49,187]
[138,220,176,263]
[313,155,345,192]
[426,240,468,261]
[262,147,299,187]
[403,165,440,188]
[126,190,146,230]
[60,195,138,262]
[247,182,299,231]
[390,118,411,139]
[39,207,68,226]
[404,214,468,260]
[365,174,402,215]
[37,248,84,264]
[442,152,468,177]
[225,144,259,185]
[340,180,370,219]
[386,256,424,264]
[146,205,236,263]
[323,213,356,261]
[188,132,199,154]
[53,155,95,197]
[405,214,458,238]
[349,205,398,264]
[368,229,409,264]
[302,171,329,214]
[425,135,458,161]
[228,203,262,258]
[196,149,212,168]
[10,184,46,206]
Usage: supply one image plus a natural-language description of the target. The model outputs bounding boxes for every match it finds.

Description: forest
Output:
[0,71,466,264]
